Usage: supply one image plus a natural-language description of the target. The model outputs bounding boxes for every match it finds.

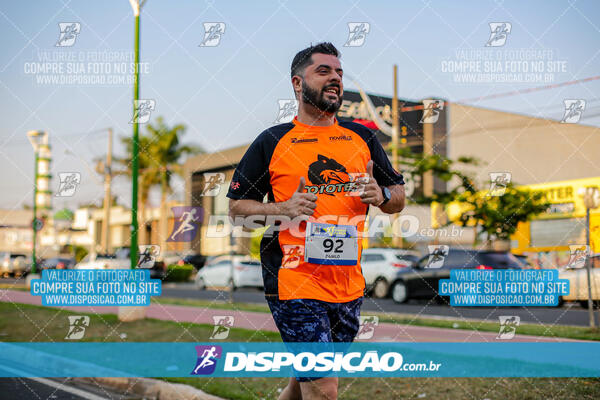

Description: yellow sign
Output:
[518,177,600,219]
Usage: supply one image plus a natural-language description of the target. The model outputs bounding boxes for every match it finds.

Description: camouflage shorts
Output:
[267,297,363,343]
[267,296,363,381]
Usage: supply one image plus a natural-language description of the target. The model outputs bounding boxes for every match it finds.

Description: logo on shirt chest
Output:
[305,154,364,196]
[291,137,318,144]
[329,135,352,141]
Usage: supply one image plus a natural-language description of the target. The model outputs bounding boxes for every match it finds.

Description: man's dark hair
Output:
[291,42,340,78]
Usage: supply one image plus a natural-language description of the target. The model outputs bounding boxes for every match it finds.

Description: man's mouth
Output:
[323,86,339,96]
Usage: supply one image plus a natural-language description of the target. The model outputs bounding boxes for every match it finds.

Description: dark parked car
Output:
[390,248,524,304]
[112,247,166,280]
[179,254,207,270]
[40,257,76,270]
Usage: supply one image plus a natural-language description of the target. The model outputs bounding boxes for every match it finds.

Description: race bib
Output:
[304,222,358,266]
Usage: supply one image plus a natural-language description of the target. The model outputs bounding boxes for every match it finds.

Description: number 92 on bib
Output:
[304,222,359,266]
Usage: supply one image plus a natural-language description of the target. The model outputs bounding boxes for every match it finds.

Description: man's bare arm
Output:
[379,184,405,214]
[229,177,317,220]
[359,160,405,214]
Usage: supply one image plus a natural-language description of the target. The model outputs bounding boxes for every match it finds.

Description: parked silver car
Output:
[0,252,31,277]
[360,248,420,298]
[195,255,263,290]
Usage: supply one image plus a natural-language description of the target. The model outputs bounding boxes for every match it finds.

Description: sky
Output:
[1,0,599,211]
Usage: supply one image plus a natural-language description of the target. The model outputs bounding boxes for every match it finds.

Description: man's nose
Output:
[329,75,341,84]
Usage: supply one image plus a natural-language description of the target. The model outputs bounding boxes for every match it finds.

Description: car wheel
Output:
[391,281,408,304]
[579,300,600,309]
[195,277,205,290]
[557,296,565,307]
[372,278,389,299]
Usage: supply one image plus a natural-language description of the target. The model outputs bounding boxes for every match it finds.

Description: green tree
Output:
[455,183,550,245]
[393,147,478,205]
[390,147,549,247]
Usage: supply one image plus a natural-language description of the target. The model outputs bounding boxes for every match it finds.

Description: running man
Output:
[227,42,405,400]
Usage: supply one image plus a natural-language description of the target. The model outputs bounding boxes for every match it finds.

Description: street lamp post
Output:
[578,186,600,328]
[119,0,148,323]
[128,0,147,269]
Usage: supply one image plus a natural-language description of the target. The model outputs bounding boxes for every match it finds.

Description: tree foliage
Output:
[391,146,550,244]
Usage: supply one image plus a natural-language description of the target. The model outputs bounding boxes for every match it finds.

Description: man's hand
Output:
[360,160,384,206]
[280,177,318,218]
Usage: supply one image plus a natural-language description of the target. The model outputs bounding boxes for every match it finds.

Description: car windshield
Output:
[479,252,524,269]
[240,261,261,266]
[395,254,418,263]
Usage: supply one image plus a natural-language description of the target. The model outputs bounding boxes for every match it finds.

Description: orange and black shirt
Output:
[227,117,404,303]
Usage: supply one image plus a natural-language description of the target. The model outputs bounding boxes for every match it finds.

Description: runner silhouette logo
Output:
[168,206,203,242]
[191,345,222,375]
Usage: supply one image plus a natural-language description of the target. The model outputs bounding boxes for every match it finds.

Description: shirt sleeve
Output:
[226,132,273,202]
[367,131,405,187]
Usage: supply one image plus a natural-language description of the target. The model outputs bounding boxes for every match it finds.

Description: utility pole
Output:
[579,186,600,328]
[422,100,434,199]
[585,207,595,327]
[101,128,113,254]
[391,65,403,248]
[391,65,399,174]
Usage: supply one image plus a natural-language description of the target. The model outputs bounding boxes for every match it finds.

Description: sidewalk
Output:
[0,289,579,342]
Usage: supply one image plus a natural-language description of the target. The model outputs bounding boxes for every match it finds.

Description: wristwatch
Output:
[378,186,391,207]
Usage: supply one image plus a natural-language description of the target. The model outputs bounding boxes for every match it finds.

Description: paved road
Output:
[0,377,139,400]
[159,283,595,327]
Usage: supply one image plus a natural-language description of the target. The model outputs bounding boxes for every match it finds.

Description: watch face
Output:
[383,187,391,202]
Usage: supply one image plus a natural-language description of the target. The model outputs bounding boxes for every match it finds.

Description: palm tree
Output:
[143,117,202,252]
[119,134,156,246]
[119,118,201,251]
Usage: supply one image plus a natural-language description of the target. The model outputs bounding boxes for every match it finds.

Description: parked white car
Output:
[75,253,129,270]
[360,248,420,298]
[195,255,263,290]
[558,255,600,308]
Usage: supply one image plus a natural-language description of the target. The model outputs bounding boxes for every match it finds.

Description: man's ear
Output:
[291,75,302,97]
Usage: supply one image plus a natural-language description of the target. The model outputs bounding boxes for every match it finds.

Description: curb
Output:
[74,377,225,400]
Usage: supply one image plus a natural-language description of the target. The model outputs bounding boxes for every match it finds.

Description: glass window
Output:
[478,252,523,269]
[445,251,478,268]
[530,218,585,247]
[213,178,230,216]
[395,254,418,263]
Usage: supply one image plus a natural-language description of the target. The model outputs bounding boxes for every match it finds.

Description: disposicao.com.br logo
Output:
[191,346,441,377]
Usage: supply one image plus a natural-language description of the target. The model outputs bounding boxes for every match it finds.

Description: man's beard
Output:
[301,81,342,113]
